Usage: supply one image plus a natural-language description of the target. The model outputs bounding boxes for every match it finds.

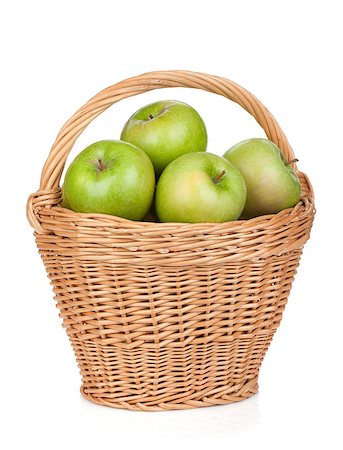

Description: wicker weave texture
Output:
[27,71,315,410]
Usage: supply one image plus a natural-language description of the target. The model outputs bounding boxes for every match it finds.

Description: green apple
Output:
[120,100,207,176]
[155,152,247,223]
[224,138,301,219]
[62,140,155,220]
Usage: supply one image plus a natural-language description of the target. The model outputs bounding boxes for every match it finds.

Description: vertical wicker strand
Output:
[175,269,189,397]
[145,267,160,400]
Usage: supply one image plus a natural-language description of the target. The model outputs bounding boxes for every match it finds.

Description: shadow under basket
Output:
[27,70,315,411]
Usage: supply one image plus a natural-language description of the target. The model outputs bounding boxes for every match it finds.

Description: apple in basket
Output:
[224,138,301,218]
[62,140,155,220]
[155,152,247,223]
[120,100,208,176]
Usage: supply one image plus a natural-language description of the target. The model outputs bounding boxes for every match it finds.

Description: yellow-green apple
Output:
[62,140,155,220]
[120,100,207,176]
[155,152,247,223]
[224,138,301,218]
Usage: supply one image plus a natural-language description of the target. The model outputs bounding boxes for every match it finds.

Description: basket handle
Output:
[38,70,297,191]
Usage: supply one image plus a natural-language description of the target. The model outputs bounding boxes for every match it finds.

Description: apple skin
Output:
[223,138,301,219]
[62,140,155,220]
[120,100,207,176]
[155,152,247,223]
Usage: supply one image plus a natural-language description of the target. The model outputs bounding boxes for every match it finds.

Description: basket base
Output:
[80,377,258,411]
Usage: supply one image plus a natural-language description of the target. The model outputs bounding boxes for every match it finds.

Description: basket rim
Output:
[56,196,312,227]
[28,170,314,234]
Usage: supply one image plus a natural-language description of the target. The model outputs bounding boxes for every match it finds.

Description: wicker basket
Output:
[27,70,315,411]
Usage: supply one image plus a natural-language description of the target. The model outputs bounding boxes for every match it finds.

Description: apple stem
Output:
[213,170,226,184]
[148,114,154,120]
[286,158,299,166]
[97,158,105,171]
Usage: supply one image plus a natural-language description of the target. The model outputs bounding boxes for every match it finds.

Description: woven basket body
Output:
[27,71,314,411]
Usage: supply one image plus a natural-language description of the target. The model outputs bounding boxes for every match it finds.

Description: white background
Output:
[1,0,342,448]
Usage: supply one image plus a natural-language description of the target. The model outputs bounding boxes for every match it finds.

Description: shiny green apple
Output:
[155,152,247,223]
[62,140,155,220]
[120,100,207,176]
[224,138,301,218]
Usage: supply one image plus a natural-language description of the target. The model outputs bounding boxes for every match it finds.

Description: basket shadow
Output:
[79,391,260,437]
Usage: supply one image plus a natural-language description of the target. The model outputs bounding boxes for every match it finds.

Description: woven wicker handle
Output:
[39,70,296,190]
